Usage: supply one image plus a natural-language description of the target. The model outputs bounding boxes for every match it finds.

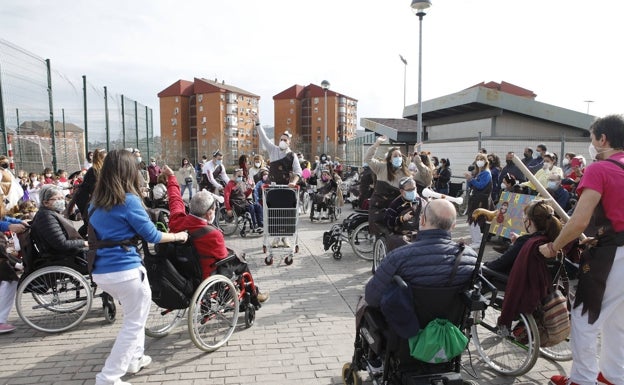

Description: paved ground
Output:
[0,205,571,385]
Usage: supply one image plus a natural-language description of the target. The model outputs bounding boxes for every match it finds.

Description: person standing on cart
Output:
[254,114,302,247]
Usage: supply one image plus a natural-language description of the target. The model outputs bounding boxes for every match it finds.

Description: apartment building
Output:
[158,78,260,167]
[273,84,358,161]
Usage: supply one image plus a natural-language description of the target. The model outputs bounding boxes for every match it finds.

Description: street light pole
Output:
[411,0,431,152]
[399,55,408,108]
[584,100,594,115]
[321,80,330,155]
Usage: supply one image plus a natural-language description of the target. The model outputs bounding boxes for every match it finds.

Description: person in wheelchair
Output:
[382,176,423,251]
[355,200,477,375]
[30,185,89,273]
[311,167,337,220]
[224,168,263,233]
[163,165,269,303]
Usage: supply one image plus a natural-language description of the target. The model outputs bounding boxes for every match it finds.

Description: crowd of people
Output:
[2,112,623,385]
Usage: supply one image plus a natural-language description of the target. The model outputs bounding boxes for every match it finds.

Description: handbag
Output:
[184,177,193,184]
[536,289,570,347]
[408,318,468,363]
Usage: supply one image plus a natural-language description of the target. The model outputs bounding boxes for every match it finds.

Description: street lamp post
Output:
[584,100,594,115]
[399,55,408,108]
[411,0,431,152]
[321,80,330,155]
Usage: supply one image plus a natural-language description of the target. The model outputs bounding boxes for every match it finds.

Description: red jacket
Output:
[167,175,227,279]
[223,180,252,211]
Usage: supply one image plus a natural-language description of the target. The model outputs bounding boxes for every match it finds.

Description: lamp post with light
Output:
[321,80,330,154]
[411,0,431,151]
[399,54,408,108]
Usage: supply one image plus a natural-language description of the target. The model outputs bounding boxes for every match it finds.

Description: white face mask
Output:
[562,158,569,166]
[52,199,66,213]
[476,160,485,168]
[500,182,507,190]
[588,143,612,160]
[254,162,261,168]
[278,140,288,150]
[543,162,552,170]
[547,181,558,190]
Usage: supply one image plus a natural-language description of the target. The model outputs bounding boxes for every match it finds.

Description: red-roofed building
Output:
[158,78,260,166]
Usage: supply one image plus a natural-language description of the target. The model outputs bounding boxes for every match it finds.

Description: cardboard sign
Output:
[489,192,536,239]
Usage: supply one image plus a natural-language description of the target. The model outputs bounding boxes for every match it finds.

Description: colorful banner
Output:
[489,192,536,239]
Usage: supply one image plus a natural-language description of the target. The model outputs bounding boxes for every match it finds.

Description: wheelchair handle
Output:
[478,273,498,304]
[392,275,409,289]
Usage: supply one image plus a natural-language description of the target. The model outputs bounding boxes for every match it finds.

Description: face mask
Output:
[588,143,612,160]
[236,177,243,182]
[45,174,52,178]
[321,157,326,162]
[183,161,188,165]
[321,175,329,182]
[547,181,558,190]
[52,199,65,213]
[254,162,261,168]
[543,162,552,169]
[31,177,37,182]
[278,141,288,150]
[262,175,268,182]
[532,152,539,159]
[562,158,569,166]
[151,162,156,166]
[404,190,416,201]
[136,157,142,163]
[216,159,222,166]
[501,182,507,190]
[391,157,403,168]
[476,160,485,168]
[0,163,8,169]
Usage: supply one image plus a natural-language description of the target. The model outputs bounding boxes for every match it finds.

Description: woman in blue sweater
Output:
[464,153,493,249]
[90,150,188,385]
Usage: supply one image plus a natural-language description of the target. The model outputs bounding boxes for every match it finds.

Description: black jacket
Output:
[31,208,86,258]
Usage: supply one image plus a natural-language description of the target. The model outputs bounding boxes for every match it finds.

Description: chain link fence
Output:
[0,39,156,176]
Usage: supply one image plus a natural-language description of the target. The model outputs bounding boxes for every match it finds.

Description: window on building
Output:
[175,97,179,103]
[199,106,203,112]
[202,117,206,124]
[314,107,318,113]
[174,107,179,115]
[317,117,321,122]
[287,118,291,124]
[202,127,207,135]
[198,94,203,102]
[290,99,295,104]
[314,97,319,104]
[172,129,177,137]
[290,108,294,114]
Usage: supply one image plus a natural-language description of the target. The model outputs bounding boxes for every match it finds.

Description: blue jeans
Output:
[180,183,193,200]
[246,203,263,228]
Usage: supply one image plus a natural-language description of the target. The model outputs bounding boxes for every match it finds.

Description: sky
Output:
[1,0,623,136]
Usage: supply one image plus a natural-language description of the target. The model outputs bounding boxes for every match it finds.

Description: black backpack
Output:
[144,227,212,310]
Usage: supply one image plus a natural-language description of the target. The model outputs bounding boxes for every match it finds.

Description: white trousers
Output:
[569,246,624,385]
[0,280,17,323]
[93,266,151,385]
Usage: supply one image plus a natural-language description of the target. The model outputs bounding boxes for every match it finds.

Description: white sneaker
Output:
[313,211,321,219]
[281,238,291,248]
[127,355,152,374]
[271,238,280,248]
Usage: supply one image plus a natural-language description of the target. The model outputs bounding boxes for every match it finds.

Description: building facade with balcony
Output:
[273,83,358,161]
[158,78,260,167]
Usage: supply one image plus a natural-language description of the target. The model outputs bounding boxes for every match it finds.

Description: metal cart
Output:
[261,184,300,265]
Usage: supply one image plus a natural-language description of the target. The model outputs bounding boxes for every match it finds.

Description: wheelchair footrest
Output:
[401,371,463,385]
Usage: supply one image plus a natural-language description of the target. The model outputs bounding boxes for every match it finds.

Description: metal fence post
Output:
[46,59,57,171]
[104,86,110,152]
[82,75,88,156]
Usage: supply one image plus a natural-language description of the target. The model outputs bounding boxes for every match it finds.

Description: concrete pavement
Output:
[0,205,570,385]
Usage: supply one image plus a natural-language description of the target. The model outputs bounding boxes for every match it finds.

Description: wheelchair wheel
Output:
[540,338,572,361]
[103,302,116,323]
[145,302,184,338]
[471,294,540,376]
[244,306,255,328]
[341,362,362,385]
[301,191,311,214]
[188,275,240,352]
[217,207,239,236]
[349,222,374,261]
[372,236,387,274]
[16,266,93,333]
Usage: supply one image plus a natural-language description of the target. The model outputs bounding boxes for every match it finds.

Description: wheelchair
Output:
[147,207,171,232]
[343,275,488,385]
[144,253,260,352]
[15,252,116,333]
[309,191,340,222]
[323,210,372,260]
[470,254,573,376]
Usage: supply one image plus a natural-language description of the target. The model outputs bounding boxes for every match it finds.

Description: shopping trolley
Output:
[261,184,300,265]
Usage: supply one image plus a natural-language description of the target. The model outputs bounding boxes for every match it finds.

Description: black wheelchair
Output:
[15,245,116,333]
[343,275,491,385]
[323,210,372,260]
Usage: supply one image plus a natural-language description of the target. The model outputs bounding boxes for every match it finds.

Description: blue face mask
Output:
[404,190,416,201]
[391,157,403,168]
[216,159,222,166]
[547,181,558,190]
[236,177,243,182]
